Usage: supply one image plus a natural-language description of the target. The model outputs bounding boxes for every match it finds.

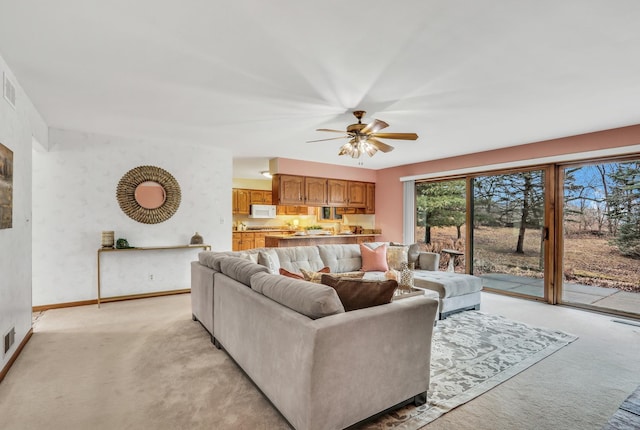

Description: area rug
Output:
[364,311,578,429]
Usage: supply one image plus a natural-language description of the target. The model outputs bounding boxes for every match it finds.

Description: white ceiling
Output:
[1,1,640,179]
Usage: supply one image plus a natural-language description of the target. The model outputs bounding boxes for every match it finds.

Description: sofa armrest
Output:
[190,261,215,335]
[308,296,438,428]
[419,251,440,271]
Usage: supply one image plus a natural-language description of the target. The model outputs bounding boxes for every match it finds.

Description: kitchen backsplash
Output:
[232,213,375,230]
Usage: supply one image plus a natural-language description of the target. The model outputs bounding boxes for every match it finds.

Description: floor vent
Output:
[4,327,15,356]
[612,319,640,328]
[3,72,16,109]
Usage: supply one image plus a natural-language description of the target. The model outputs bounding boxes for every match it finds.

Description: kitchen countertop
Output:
[264,233,379,239]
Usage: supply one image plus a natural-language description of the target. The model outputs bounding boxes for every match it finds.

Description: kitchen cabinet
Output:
[272,174,305,205]
[233,189,250,214]
[271,175,374,212]
[250,190,272,205]
[327,179,349,206]
[276,205,313,215]
[304,177,327,206]
[348,181,367,208]
[232,232,255,251]
[254,232,268,248]
[365,182,375,213]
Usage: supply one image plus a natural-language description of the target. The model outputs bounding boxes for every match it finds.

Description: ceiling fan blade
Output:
[360,119,389,135]
[371,132,418,140]
[316,128,350,133]
[367,137,395,153]
[306,136,350,143]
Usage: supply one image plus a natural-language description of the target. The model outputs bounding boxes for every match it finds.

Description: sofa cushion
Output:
[317,244,362,273]
[321,274,398,311]
[300,267,330,283]
[199,251,233,271]
[258,249,281,274]
[219,256,270,286]
[274,246,325,273]
[413,271,482,298]
[360,243,389,272]
[250,272,345,319]
[238,251,260,264]
[419,252,440,271]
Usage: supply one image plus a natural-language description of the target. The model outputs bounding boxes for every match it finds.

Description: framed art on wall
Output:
[0,142,13,229]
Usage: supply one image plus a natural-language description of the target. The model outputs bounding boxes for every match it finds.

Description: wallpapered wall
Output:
[32,128,232,306]
[0,55,47,371]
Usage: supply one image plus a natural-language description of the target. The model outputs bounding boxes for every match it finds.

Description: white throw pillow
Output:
[258,249,281,274]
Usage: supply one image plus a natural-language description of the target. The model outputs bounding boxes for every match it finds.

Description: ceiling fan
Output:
[307,110,418,158]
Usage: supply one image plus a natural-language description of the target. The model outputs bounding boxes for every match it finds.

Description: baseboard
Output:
[0,328,33,384]
[33,299,97,312]
[33,289,191,312]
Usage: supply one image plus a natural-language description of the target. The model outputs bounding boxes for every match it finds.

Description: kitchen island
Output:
[264,233,379,247]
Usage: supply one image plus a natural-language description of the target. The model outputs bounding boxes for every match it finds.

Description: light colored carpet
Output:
[363,311,577,428]
[0,293,639,430]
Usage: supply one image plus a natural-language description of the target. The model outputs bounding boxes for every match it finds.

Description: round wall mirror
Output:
[116,165,181,224]
[134,181,166,209]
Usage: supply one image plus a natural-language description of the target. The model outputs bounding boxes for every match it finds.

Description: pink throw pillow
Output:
[360,243,389,272]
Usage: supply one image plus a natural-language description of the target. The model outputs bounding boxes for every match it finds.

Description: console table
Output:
[97,244,210,307]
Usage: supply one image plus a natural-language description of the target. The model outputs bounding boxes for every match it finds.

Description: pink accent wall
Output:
[271,125,640,243]
[271,158,377,182]
[376,124,640,243]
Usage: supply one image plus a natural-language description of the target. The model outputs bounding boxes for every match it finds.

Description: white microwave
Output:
[249,204,277,219]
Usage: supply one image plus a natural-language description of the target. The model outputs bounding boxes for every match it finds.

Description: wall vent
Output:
[3,327,15,356]
[3,72,16,109]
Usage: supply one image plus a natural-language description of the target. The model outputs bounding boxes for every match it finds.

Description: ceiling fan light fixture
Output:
[308,110,418,159]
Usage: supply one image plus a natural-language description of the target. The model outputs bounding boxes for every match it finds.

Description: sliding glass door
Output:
[560,160,640,316]
[415,179,467,272]
[471,169,547,299]
[414,158,639,317]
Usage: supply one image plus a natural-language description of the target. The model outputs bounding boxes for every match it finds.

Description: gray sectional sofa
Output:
[190,243,481,430]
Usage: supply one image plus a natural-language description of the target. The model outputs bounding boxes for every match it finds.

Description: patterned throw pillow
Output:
[360,243,389,272]
[386,245,409,270]
[300,267,331,283]
[324,271,365,280]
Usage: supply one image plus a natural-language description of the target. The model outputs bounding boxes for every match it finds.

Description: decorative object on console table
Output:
[101,231,115,248]
[190,232,203,245]
[116,238,134,249]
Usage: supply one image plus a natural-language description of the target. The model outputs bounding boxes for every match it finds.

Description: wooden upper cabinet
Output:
[305,177,327,206]
[250,190,272,204]
[348,181,367,208]
[270,175,375,210]
[273,174,304,205]
[233,189,250,214]
[365,182,375,213]
[327,179,349,206]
